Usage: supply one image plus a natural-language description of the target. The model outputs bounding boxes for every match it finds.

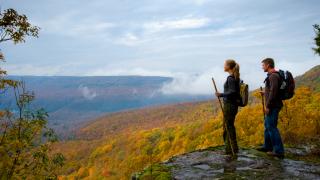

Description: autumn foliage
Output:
[0,8,64,179]
[54,82,320,179]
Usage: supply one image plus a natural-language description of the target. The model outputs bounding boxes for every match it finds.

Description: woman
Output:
[215,59,240,156]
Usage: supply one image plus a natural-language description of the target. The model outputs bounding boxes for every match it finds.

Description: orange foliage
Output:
[54,86,320,179]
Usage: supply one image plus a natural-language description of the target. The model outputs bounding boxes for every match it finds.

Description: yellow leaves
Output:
[0,69,6,75]
[91,143,114,159]
[102,144,113,153]
[252,89,262,99]
[0,111,6,117]
[158,140,170,153]
[88,167,96,178]
[277,86,320,142]
[0,8,40,44]
[0,79,20,90]
[0,52,4,61]
[76,167,89,179]
[57,86,320,179]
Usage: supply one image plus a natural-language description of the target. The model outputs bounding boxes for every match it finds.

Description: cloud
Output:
[190,0,211,5]
[37,12,115,38]
[159,58,320,95]
[3,63,87,76]
[160,67,226,95]
[114,16,215,46]
[86,67,174,77]
[3,64,64,76]
[143,17,210,32]
[2,0,320,90]
[115,22,261,47]
[85,66,227,95]
[4,58,319,96]
[78,85,97,100]
[72,22,114,36]
[170,26,250,40]
[116,33,140,46]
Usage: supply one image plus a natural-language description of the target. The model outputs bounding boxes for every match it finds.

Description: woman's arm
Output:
[220,76,237,98]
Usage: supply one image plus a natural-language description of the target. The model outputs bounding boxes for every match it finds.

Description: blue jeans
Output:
[263,108,284,154]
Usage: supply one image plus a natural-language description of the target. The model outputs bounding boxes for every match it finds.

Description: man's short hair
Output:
[261,58,275,68]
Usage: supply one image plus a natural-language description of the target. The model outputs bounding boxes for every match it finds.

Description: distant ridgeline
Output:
[295,65,320,92]
[0,76,211,137]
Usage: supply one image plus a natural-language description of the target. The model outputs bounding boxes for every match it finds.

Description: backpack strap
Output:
[264,70,281,82]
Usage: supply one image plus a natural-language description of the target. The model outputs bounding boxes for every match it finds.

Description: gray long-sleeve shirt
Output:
[220,75,240,104]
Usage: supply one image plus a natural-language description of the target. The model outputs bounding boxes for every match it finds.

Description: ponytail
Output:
[234,63,240,80]
[225,59,240,80]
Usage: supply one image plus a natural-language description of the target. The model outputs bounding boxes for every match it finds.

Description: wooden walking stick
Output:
[260,86,266,119]
[211,78,235,156]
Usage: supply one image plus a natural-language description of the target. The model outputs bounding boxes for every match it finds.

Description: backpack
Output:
[238,80,249,107]
[277,70,295,100]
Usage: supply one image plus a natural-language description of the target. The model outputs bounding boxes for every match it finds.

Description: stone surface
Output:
[162,147,320,180]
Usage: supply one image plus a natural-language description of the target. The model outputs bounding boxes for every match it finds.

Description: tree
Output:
[0,8,64,179]
[144,131,161,176]
[313,24,320,56]
[0,8,39,44]
[0,82,65,179]
[0,8,39,92]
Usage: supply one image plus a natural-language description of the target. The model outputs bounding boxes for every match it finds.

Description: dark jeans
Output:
[263,108,284,154]
[223,101,239,154]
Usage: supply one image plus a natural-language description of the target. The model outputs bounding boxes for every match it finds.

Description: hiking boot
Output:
[225,154,238,162]
[225,147,238,155]
[256,147,272,152]
[225,150,238,156]
[267,151,284,159]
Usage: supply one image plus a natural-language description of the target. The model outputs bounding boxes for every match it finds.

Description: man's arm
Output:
[266,74,280,108]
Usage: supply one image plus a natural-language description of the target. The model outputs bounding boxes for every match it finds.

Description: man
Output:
[257,58,284,159]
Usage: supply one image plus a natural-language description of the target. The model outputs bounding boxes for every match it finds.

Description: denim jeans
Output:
[263,108,284,154]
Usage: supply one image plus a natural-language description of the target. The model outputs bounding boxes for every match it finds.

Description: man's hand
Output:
[266,108,270,115]
[215,92,222,97]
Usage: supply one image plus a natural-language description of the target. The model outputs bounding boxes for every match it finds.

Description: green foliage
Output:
[0,8,39,44]
[313,24,320,56]
[0,82,65,179]
[52,65,320,179]
[133,163,172,180]
[57,84,320,179]
[0,7,64,179]
[295,65,320,92]
[0,7,39,94]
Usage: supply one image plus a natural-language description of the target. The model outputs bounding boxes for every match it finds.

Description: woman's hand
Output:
[215,92,222,97]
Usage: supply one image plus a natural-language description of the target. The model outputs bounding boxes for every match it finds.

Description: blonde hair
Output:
[226,59,240,80]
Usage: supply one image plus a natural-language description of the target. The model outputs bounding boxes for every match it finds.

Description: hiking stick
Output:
[260,86,265,118]
[212,78,224,112]
[211,78,235,156]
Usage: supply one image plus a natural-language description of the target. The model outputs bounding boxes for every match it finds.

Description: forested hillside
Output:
[54,65,320,179]
[0,76,210,137]
[295,65,320,92]
[2,2,319,179]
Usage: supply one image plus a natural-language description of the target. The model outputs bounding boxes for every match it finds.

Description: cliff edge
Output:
[133,146,320,179]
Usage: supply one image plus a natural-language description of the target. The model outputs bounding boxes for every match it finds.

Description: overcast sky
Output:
[1,0,319,94]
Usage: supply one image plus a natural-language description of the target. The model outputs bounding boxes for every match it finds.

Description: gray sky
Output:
[1,0,319,94]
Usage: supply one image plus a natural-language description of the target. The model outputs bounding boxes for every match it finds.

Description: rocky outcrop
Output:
[133,146,320,179]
